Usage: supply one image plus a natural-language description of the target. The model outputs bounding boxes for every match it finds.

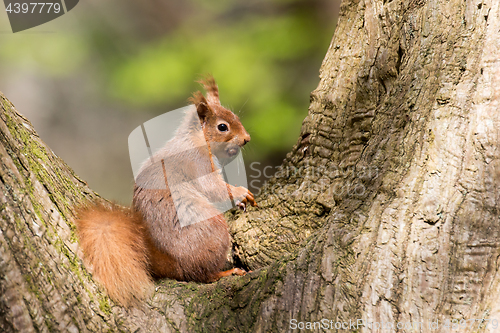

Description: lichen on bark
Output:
[2,0,500,331]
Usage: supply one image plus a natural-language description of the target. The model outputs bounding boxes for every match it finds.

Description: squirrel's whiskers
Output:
[75,75,256,306]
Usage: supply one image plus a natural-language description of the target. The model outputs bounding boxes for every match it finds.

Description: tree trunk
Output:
[2,0,500,332]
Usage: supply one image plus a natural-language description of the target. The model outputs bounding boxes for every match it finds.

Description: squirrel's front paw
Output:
[231,186,257,211]
[236,201,247,211]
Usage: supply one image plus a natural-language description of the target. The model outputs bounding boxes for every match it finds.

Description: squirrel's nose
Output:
[242,133,251,146]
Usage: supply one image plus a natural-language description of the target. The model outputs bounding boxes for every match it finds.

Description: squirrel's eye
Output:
[217,123,228,132]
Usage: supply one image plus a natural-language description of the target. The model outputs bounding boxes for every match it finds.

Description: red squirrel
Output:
[76,76,257,306]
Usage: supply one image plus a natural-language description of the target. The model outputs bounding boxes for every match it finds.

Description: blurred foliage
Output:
[0,0,337,163]
[0,32,89,76]
[97,0,337,159]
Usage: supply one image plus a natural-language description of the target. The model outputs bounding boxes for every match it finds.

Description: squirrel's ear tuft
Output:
[196,74,220,105]
[188,91,213,122]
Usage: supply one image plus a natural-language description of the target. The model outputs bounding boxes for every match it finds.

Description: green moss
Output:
[98,296,112,315]
[13,215,24,230]
[24,274,42,301]
[53,237,89,293]
[44,312,56,331]
[68,221,78,243]
[15,163,51,234]
[180,266,283,332]
[2,94,111,329]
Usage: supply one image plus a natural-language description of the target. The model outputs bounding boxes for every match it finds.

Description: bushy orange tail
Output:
[75,204,153,306]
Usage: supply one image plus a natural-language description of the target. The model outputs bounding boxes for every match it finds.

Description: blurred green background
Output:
[0,0,340,203]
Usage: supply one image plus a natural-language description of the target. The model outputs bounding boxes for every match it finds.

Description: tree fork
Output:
[1,0,500,332]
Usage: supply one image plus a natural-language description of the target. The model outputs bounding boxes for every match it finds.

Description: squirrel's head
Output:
[188,75,250,160]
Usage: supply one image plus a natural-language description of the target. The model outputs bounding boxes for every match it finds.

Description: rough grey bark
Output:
[1,0,500,332]
[0,95,182,332]
[231,0,500,330]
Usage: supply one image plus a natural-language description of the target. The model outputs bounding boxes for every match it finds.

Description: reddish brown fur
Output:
[188,91,209,110]
[76,76,254,306]
[75,204,153,306]
[189,75,250,150]
[196,75,220,105]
